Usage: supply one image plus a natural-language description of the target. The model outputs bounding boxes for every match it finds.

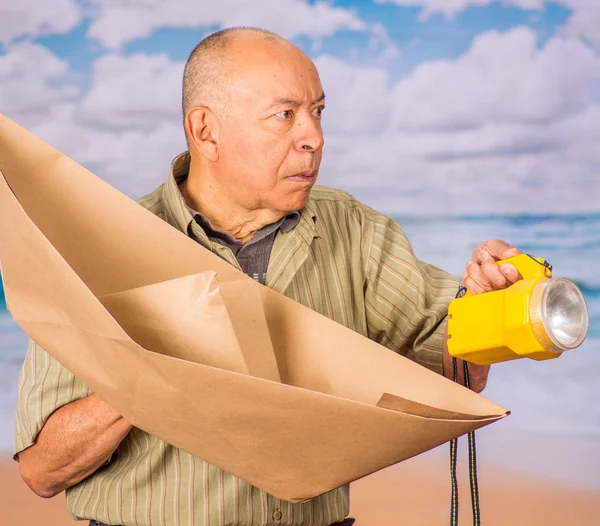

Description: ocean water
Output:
[0,213,598,486]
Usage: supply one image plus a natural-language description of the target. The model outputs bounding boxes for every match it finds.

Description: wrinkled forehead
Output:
[225,41,323,108]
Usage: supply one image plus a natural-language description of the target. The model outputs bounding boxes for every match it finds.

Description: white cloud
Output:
[562,0,600,48]
[314,27,600,215]
[78,53,183,130]
[0,42,81,122]
[317,27,599,141]
[0,43,186,199]
[86,0,367,50]
[374,0,545,21]
[316,27,599,135]
[316,55,393,135]
[368,23,402,62]
[390,27,600,130]
[72,53,187,194]
[23,100,186,198]
[320,133,600,215]
[0,0,82,44]
[75,121,186,193]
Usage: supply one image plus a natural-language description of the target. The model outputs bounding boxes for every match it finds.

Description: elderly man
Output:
[15,27,521,526]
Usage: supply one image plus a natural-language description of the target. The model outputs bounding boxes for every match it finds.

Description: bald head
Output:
[182,27,295,120]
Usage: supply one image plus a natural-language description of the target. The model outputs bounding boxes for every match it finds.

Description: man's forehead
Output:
[242,61,322,101]
[227,40,321,87]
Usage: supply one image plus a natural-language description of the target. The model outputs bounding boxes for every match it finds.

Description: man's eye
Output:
[313,106,325,117]
[275,110,294,119]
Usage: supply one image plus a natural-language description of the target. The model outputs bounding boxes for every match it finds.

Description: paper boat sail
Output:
[0,115,508,502]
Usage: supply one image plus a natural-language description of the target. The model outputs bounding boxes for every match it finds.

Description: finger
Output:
[480,257,511,289]
[462,272,488,295]
[465,261,496,292]
[472,239,522,264]
[472,244,493,265]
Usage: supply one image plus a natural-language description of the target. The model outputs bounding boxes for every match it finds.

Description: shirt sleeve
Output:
[362,209,460,374]
[14,338,92,458]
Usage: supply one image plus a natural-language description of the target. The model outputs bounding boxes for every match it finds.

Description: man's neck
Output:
[180,175,284,245]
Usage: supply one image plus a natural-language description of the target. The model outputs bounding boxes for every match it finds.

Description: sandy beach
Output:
[350,448,600,526]
[2,440,598,526]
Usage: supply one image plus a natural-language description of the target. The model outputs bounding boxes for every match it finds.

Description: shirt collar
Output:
[161,152,196,236]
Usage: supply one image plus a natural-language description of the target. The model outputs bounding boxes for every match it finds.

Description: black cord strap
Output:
[450,287,482,526]
[463,359,481,526]
[450,357,460,526]
[449,357,482,526]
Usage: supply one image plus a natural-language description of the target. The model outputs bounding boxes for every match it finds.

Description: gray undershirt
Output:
[190,209,301,285]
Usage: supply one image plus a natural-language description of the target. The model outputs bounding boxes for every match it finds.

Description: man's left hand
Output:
[443,239,523,392]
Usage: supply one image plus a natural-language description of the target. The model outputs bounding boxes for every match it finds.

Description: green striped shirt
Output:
[15,152,459,525]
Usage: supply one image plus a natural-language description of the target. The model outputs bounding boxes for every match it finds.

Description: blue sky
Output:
[0,0,599,214]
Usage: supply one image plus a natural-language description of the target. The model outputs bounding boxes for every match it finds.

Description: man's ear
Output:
[184,107,220,162]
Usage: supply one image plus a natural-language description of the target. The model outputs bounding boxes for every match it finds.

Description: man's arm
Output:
[18,392,132,498]
[14,340,132,499]
[361,209,460,374]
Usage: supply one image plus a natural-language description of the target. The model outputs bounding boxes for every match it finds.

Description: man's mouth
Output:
[287,170,316,183]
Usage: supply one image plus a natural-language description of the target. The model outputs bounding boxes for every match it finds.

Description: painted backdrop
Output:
[0,0,598,506]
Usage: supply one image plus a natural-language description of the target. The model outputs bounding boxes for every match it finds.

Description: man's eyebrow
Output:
[268,92,326,109]
[314,92,326,104]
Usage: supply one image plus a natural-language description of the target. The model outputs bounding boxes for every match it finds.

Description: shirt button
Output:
[273,509,282,521]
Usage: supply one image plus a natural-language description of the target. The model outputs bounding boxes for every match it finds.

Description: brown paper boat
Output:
[0,115,508,502]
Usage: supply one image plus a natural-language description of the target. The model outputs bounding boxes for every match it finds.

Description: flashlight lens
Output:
[534,278,589,351]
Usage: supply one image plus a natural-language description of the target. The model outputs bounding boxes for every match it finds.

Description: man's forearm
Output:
[18,392,132,498]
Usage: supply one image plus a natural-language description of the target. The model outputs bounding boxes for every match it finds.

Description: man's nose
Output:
[294,115,324,153]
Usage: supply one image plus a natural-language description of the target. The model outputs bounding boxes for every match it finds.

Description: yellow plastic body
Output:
[447,254,562,365]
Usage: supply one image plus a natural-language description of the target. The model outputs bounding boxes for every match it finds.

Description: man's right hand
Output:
[17,393,132,498]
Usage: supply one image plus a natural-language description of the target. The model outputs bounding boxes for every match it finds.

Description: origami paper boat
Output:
[0,115,508,502]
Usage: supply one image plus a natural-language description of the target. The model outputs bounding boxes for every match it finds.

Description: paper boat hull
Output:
[0,115,508,502]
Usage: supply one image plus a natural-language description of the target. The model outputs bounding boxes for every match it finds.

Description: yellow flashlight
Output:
[447,253,589,365]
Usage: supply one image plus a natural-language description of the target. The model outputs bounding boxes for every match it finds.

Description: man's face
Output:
[215,41,325,214]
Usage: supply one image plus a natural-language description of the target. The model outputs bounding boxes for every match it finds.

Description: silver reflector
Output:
[530,278,589,353]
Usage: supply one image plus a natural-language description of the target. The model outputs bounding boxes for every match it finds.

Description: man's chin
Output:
[286,185,314,210]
